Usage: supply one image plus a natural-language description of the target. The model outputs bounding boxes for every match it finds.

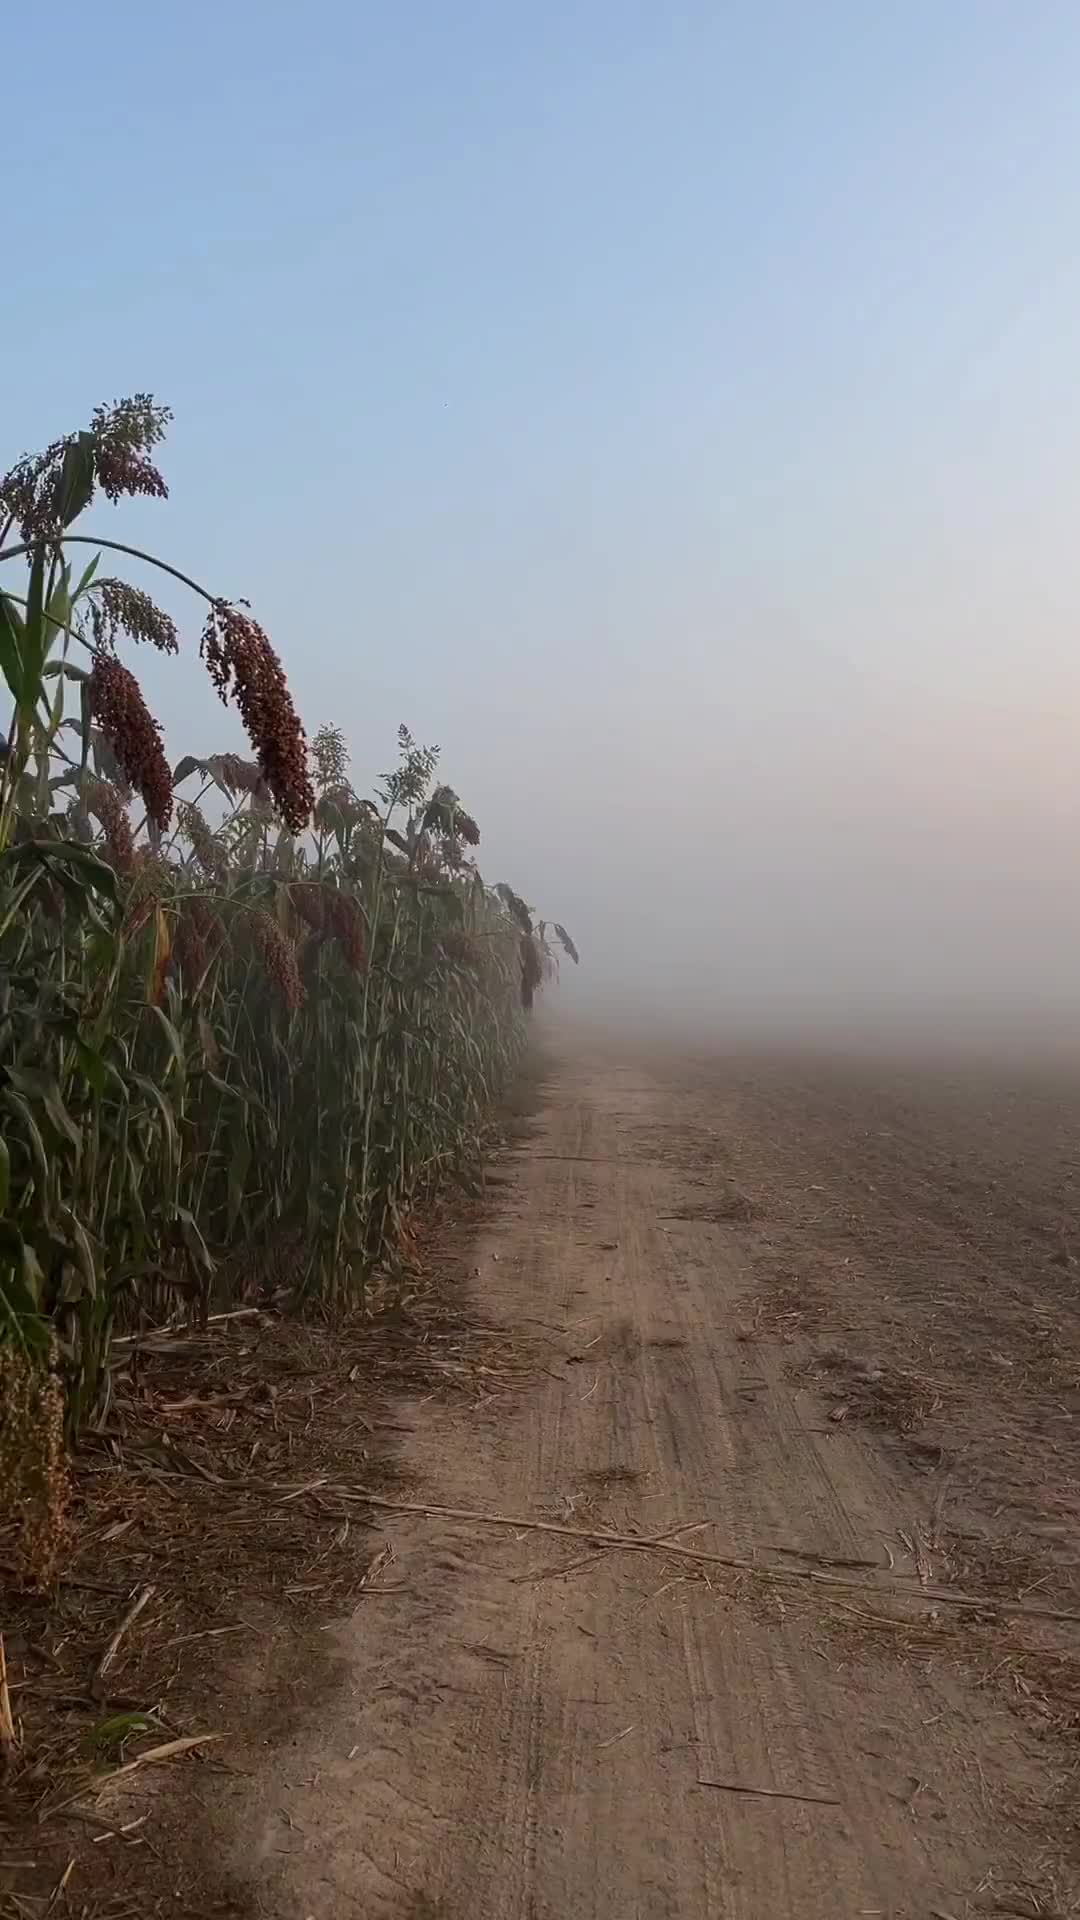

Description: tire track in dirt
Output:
[223,1040,1072,1917]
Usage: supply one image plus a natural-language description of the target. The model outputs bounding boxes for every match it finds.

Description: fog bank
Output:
[496,670,1080,1059]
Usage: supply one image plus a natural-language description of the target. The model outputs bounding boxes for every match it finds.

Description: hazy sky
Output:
[8,2,1080,1038]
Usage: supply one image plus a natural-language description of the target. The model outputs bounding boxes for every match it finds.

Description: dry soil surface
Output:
[222,1037,1080,1919]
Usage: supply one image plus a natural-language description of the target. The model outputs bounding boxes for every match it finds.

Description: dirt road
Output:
[232,1038,1080,1918]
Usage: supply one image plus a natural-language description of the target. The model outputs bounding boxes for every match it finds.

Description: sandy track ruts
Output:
[232,1046,1059,1918]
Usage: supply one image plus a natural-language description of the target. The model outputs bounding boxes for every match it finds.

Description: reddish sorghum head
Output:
[89,394,171,506]
[87,655,173,832]
[200,602,314,834]
[0,395,171,546]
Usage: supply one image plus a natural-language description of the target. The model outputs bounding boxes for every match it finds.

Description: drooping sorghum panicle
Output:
[89,394,171,505]
[312,723,349,793]
[245,907,305,1012]
[89,578,179,654]
[200,601,314,834]
[0,437,65,544]
[85,777,136,874]
[0,395,171,545]
[178,800,226,877]
[87,655,173,831]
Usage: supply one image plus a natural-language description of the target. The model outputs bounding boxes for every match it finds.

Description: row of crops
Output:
[0,397,576,1479]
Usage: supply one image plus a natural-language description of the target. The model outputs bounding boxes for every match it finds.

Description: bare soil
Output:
[6,1035,1080,1917]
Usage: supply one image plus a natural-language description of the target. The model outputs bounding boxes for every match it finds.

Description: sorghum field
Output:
[0,395,576,1584]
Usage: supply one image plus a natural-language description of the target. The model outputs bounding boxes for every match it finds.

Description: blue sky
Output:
[8,2,1080,1030]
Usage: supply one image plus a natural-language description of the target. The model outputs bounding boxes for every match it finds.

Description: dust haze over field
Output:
[487,664,1080,1056]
